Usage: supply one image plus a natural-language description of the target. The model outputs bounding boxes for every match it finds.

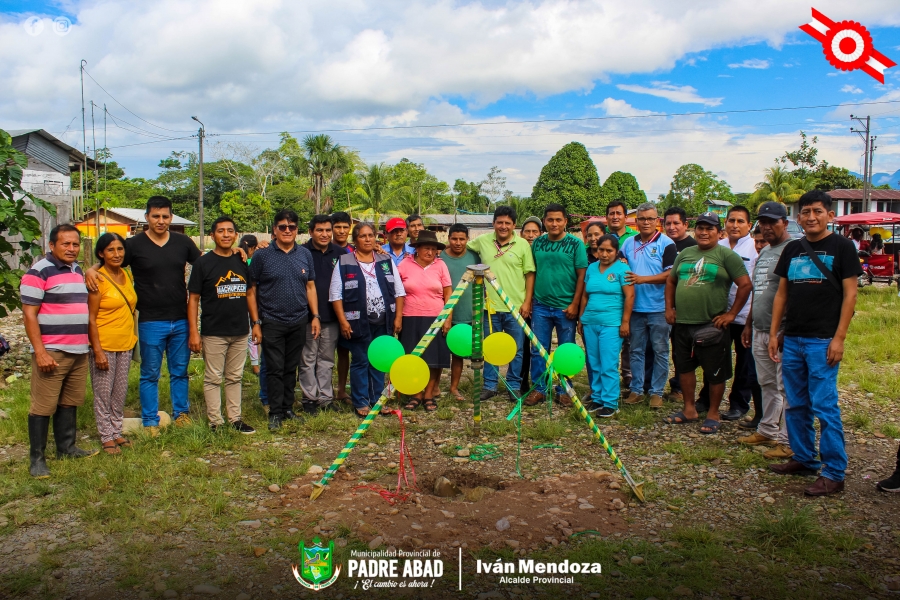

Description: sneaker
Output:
[667,390,683,402]
[596,406,619,418]
[737,432,777,446]
[738,418,761,430]
[479,389,498,401]
[268,415,283,431]
[174,414,193,428]
[284,410,300,421]
[763,444,794,460]
[506,389,521,403]
[648,394,664,409]
[232,420,256,435]
[143,426,160,438]
[623,392,643,405]
[524,391,545,407]
[876,470,900,492]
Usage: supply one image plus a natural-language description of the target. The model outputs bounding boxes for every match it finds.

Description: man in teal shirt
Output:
[525,204,588,408]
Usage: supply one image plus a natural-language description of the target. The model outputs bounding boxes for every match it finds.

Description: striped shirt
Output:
[20,253,89,354]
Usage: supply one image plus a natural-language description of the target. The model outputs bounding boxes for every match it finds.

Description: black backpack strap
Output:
[799,237,841,292]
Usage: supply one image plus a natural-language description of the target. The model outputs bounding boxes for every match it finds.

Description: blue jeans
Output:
[138,319,191,426]
[347,323,388,409]
[584,324,623,409]
[629,311,670,397]
[483,312,525,393]
[782,336,846,481]
[530,301,577,395]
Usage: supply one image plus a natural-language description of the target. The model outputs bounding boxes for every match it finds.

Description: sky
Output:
[2,0,900,199]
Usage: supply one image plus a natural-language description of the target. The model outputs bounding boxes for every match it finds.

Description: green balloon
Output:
[446,324,473,357]
[552,343,586,377]
[368,335,405,372]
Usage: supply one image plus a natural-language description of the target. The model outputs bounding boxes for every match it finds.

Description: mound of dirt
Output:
[280,467,632,553]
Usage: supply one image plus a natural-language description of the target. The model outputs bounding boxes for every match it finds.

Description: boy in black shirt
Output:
[188,216,256,434]
[768,190,861,496]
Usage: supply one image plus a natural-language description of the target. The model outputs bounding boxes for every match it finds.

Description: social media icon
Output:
[53,16,71,36]
[23,16,44,36]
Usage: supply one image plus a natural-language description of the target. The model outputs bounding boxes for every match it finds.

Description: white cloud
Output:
[841,85,864,94]
[589,98,656,117]
[616,82,723,106]
[727,58,771,69]
[1,0,898,194]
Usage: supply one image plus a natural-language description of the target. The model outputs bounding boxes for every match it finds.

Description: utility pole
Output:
[192,116,205,251]
[851,114,871,213]
[81,60,93,237]
[90,101,99,231]
[868,134,878,212]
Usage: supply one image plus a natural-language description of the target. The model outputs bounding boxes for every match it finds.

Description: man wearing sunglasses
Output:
[249,209,321,431]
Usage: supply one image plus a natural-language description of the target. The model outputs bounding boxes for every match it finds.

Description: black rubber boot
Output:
[53,406,96,459]
[877,444,900,492]
[28,415,51,478]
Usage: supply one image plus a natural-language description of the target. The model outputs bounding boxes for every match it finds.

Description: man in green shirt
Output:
[468,206,535,401]
[525,203,587,408]
[441,223,480,401]
[664,212,751,435]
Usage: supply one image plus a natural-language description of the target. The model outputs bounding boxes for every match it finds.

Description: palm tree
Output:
[356,163,392,229]
[297,134,352,213]
[750,165,818,211]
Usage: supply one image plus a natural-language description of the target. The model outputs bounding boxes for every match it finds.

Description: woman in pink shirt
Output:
[397,230,452,411]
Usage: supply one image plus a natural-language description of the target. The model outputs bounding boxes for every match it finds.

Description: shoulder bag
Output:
[100,267,141,363]
[798,237,841,292]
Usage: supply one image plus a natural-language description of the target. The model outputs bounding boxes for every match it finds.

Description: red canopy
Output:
[833,212,900,225]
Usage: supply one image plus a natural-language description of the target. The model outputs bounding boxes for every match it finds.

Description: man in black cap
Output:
[663,212,751,434]
[738,202,793,458]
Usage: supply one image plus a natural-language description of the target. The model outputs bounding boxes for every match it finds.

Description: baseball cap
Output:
[757,202,788,221]
[385,217,407,233]
[695,212,721,228]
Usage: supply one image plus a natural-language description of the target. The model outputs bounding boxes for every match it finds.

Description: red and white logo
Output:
[799,8,896,83]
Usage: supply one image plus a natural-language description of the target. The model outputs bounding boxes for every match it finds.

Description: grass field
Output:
[0,287,898,598]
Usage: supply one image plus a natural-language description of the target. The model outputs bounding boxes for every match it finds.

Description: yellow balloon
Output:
[390,354,430,395]
[483,332,517,366]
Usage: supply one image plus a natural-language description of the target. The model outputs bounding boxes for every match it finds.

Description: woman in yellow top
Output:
[88,233,138,455]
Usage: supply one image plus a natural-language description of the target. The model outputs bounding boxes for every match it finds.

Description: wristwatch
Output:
[311,314,321,320]
[252,319,262,325]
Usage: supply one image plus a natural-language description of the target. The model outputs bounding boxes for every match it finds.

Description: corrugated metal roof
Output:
[83,207,196,226]
[704,199,733,206]
[7,128,99,171]
[827,189,900,200]
[423,213,495,226]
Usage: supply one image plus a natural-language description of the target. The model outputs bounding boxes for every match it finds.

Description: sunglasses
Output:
[276,224,298,232]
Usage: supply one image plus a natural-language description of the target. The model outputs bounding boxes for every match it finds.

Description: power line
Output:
[214,99,900,137]
[81,66,196,133]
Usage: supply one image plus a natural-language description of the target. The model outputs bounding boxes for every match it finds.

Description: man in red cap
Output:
[383,217,415,266]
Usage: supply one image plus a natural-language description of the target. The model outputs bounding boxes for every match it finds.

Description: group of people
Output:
[18,193,900,497]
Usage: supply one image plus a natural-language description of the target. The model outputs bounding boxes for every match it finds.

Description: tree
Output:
[0,129,56,317]
[289,134,353,213]
[599,171,647,211]
[531,142,604,223]
[356,163,392,228]
[815,165,862,191]
[480,166,507,207]
[388,158,451,215]
[500,192,532,224]
[453,179,489,213]
[658,164,734,216]
[219,190,273,232]
[778,131,820,178]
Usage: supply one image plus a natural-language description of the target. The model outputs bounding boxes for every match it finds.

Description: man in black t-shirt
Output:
[768,191,861,497]
[663,207,697,400]
[188,216,256,435]
[86,196,201,435]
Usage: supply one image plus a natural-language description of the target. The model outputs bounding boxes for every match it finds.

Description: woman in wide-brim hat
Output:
[396,230,452,411]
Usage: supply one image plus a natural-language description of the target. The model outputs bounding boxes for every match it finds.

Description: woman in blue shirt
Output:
[578,235,634,417]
